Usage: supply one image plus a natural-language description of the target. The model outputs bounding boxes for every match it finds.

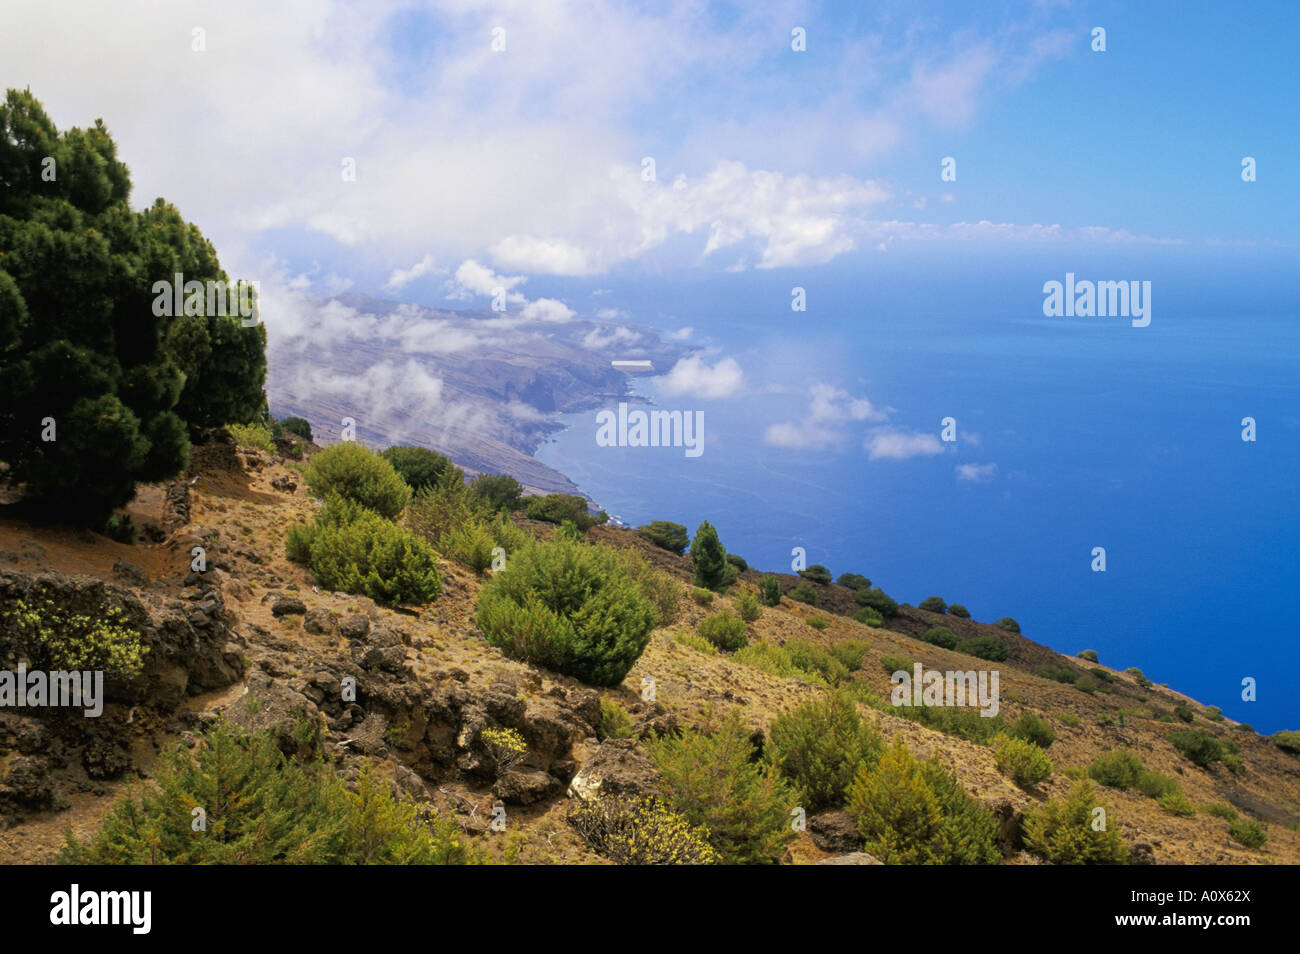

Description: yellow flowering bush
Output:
[1,598,147,675]
[568,795,719,865]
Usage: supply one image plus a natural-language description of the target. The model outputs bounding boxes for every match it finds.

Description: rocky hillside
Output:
[1,437,1296,865]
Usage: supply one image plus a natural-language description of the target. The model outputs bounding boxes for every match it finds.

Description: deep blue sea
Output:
[534,246,1300,732]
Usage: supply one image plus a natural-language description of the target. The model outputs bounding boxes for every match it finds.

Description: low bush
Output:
[994,617,1020,634]
[468,473,523,512]
[837,573,871,590]
[948,604,970,619]
[279,416,313,441]
[830,639,870,673]
[1156,789,1197,816]
[1009,712,1056,748]
[1168,729,1227,768]
[596,699,636,741]
[846,741,1000,865]
[698,610,747,652]
[613,548,682,628]
[636,520,689,554]
[1274,730,1300,756]
[734,589,762,623]
[783,639,849,686]
[1036,664,1077,684]
[1228,819,1266,849]
[958,634,1009,661]
[880,653,912,675]
[1023,781,1128,865]
[0,598,147,676]
[758,574,782,607]
[306,443,412,519]
[379,445,455,493]
[567,795,718,865]
[1125,667,1151,688]
[61,722,481,864]
[1174,705,1195,723]
[725,553,748,572]
[797,564,832,585]
[733,643,825,685]
[690,587,714,605]
[856,587,899,616]
[918,596,947,613]
[768,690,883,811]
[993,734,1052,789]
[1204,706,1225,722]
[228,421,276,454]
[1057,712,1081,728]
[1077,649,1099,663]
[852,606,884,627]
[1088,750,1144,789]
[1202,802,1239,821]
[1135,770,1179,799]
[921,626,958,650]
[523,493,606,530]
[1073,674,1099,694]
[287,498,441,606]
[807,616,829,630]
[788,581,819,605]
[648,715,797,865]
[475,537,655,686]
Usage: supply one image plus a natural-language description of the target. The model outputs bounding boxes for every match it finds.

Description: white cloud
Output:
[383,253,440,292]
[490,235,596,276]
[519,297,575,323]
[956,462,998,482]
[448,259,527,302]
[656,355,744,399]
[582,325,642,350]
[668,327,694,341]
[866,430,945,460]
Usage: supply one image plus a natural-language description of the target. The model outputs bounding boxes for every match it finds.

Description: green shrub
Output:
[101,513,139,544]
[1274,730,1300,755]
[1036,664,1076,684]
[279,416,313,441]
[846,740,1000,865]
[1202,802,1239,821]
[837,573,871,590]
[1077,649,1099,663]
[948,604,970,619]
[467,472,523,512]
[1010,712,1056,748]
[698,610,747,652]
[895,702,1007,746]
[1073,674,1099,694]
[379,446,454,493]
[61,722,482,864]
[768,690,883,811]
[0,598,147,676]
[758,574,782,607]
[555,518,583,542]
[286,498,442,606]
[807,616,828,630]
[784,639,849,686]
[735,589,762,623]
[958,634,1008,661]
[475,537,655,686]
[229,421,276,454]
[1234,723,1254,733]
[1088,750,1144,789]
[596,699,636,741]
[995,617,1020,634]
[1174,705,1195,723]
[1204,705,1224,722]
[993,734,1052,788]
[797,564,832,585]
[1134,770,1179,799]
[788,581,819,605]
[439,520,496,575]
[1124,667,1151,688]
[1228,819,1266,849]
[733,643,824,685]
[523,493,606,530]
[918,596,947,613]
[1168,729,1226,768]
[921,626,958,650]
[690,587,714,605]
[648,715,797,865]
[612,548,682,628]
[567,795,718,865]
[830,639,869,673]
[880,653,912,675]
[689,521,732,590]
[306,443,412,519]
[1057,712,1081,728]
[636,520,689,554]
[725,553,748,572]
[856,587,898,616]
[672,630,717,655]
[1023,781,1128,865]
[1156,789,1197,816]
[406,469,488,543]
[1090,667,1114,683]
[853,606,884,627]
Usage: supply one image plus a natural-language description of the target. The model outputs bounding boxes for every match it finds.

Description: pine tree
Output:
[690,520,728,590]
